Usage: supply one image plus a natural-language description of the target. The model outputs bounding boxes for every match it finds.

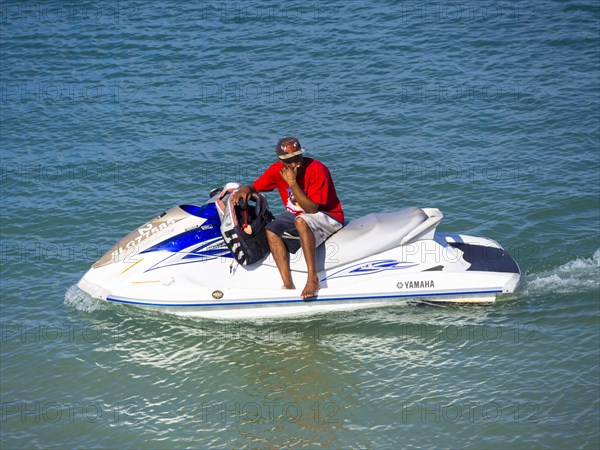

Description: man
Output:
[232,136,344,299]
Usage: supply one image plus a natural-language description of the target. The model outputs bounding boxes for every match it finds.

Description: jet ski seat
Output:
[263,207,444,273]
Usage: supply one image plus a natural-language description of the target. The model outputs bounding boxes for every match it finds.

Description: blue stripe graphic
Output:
[106,289,503,308]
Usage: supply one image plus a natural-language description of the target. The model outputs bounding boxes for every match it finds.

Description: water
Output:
[1,1,599,448]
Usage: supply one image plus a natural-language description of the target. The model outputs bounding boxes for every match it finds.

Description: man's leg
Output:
[295,217,320,299]
[266,230,295,289]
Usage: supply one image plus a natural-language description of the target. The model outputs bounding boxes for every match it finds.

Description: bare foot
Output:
[301,280,320,300]
[282,284,296,290]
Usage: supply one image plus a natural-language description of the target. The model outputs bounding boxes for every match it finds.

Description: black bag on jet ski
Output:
[216,187,274,266]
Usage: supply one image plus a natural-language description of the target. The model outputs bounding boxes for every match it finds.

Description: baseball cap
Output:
[275,136,305,160]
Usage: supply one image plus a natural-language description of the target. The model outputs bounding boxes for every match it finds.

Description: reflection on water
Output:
[56,247,600,446]
[60,295,557,447]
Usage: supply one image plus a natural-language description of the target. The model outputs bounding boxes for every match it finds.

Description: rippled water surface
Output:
[1,1,599,448]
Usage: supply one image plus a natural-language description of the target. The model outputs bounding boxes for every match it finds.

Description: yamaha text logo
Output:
[397,280,435,289]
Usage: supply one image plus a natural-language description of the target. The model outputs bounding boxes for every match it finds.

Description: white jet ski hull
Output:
[77,191,520,319]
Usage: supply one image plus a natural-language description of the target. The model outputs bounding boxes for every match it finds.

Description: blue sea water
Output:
[1,1,599,448]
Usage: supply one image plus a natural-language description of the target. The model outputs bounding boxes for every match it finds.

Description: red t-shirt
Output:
[253,157,344,223]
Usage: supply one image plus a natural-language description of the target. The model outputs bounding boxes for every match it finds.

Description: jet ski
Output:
[77,183,520,319]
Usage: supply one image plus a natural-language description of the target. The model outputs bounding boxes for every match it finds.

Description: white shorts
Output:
[266,211,343,253]
[295,212,343,247]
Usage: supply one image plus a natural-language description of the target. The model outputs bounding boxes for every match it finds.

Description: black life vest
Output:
[215,187,274,266]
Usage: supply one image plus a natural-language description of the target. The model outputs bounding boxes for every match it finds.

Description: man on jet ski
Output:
[232,136,344,299]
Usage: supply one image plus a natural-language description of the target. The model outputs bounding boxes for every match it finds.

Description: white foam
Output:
[64,284,107,313]
[523,249,600,295]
